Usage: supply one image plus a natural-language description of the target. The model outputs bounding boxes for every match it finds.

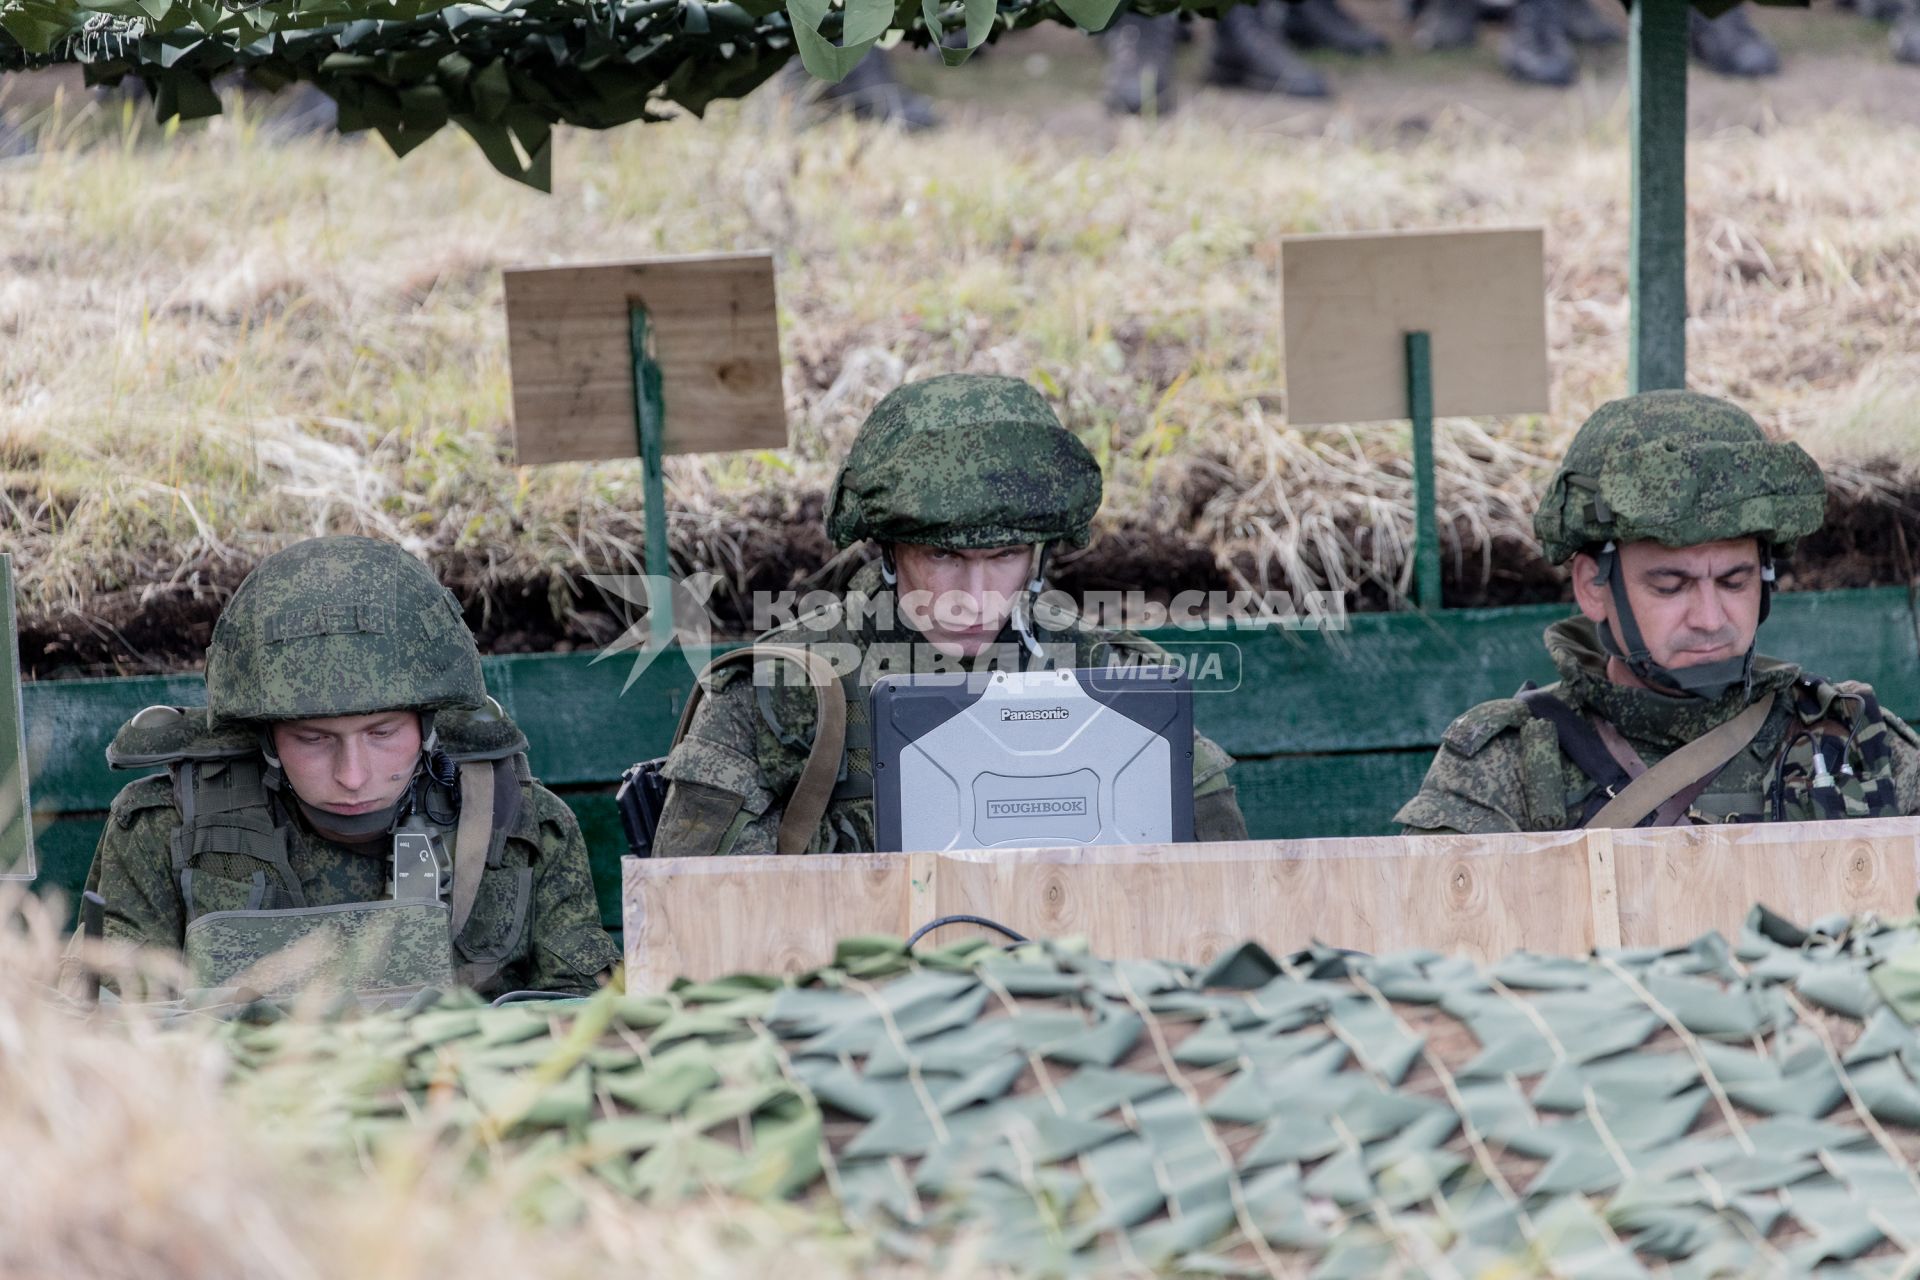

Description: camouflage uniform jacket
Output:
[85,731,619,997]
[655,562,1249,855]
[1397,617,1920,835]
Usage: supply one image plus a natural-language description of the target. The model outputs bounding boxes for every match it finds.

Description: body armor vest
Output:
[106,701,533,995]
[1525,673,1906,828]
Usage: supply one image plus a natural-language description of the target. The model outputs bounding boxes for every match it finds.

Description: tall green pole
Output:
[1405,331,1442,612]
[1629,0,1690,392]
[0,553,35,880]
[629,306,674,648]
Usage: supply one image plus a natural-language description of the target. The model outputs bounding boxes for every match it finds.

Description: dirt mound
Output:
[20,476,1920,681]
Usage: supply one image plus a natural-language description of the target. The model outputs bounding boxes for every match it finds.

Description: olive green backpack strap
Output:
[674,646,848,855]
[1586,692,1777,830]
[107,706,306,915]
[433,701,529,940]
[449,760,493,937]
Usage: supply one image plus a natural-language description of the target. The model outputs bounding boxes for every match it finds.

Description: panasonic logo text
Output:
[999,706,1070,722]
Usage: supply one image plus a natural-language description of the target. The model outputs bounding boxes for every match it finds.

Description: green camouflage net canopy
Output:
[0,0,1798,189]
[207,908,1920,1277]
[0,0,1230,189]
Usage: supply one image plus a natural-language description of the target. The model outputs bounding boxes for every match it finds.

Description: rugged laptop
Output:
[871,665,1195,853]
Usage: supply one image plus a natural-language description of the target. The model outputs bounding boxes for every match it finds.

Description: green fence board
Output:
[31,815,101,915]
[1230,751,1436,842]
[28,588,1919,813]
[22,587,1920,930]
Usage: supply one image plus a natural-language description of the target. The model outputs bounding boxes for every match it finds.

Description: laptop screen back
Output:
[871,665,1194,853]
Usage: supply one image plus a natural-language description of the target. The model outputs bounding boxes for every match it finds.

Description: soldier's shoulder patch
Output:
[109,773,178,828]
[1440,699,1532,758]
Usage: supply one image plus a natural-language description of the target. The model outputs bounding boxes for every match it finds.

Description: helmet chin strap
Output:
[1009,543,1051,662]
[1592,542,1767,702]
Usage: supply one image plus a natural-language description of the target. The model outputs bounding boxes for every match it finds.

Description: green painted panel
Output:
[1181,586,1920,758]
[22,672,210,812]
[483,649,712,791]
[557,789,630,932]
[30,814,102,926]
[2,555,32,878]
[31,583,1915,950]
[1229,751,1435,841]
[21,586,1919,811]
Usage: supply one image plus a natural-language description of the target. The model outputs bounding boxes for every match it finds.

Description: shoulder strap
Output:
[174,756,308,914]
[1586,692,1778,830]
[674,646,848,855]
[449,760,492,936]
[1517,688,1635,812]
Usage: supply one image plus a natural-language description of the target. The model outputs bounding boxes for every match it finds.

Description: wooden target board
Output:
[504,252,788,464]
[1280,227,1551,427]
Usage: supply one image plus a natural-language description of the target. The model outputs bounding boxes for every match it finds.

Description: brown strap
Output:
[1590,717,1649,781]
[675,646,847,855]
[1586,692,1777,830]
[450,760,492,936]
[1591,717,1719,827]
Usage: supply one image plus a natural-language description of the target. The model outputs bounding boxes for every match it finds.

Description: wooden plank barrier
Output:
[623,819,1920,991]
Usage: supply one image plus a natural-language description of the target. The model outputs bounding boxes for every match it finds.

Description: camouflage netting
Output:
[205,909,1920,1277]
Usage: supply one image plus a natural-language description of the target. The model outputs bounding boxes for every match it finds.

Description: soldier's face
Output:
[892,543,1035,656]
[1571,537,1764,684]
[272,711,423,815]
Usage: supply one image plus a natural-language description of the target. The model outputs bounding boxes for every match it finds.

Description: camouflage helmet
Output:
[825,374,1103,550]
[206,536,486,726]
[1533,390,1826,565]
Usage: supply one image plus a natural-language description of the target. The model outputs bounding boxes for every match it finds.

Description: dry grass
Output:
[0,888,946,1280]
[1,71,1917,641]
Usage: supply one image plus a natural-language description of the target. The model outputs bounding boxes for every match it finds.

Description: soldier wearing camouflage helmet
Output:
[651,373,1248,855]
[83,536,619,998]
[1398,390,1920,834]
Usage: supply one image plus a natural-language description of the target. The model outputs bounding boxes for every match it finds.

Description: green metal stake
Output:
[1405,331,1441,612]
[1629,0,1690,392]
[629,305,674,648]
[0,553,35,880]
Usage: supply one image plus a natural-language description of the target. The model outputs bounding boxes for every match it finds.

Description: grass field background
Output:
[2,2,1918,674]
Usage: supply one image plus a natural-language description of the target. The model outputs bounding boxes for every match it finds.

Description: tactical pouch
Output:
[616,759,671,859]
[183,899,455,998]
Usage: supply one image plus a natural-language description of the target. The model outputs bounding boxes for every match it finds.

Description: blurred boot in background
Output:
[1839,0,1905,22]
[1413,0,1484,51]
[1104,11,1182,114]
[1501,0,1577,84]
[804,50,940,128]
[1688,5,1780,76]
[1281,0,1390,54]
[1210,0,1332,96]
[1558,0,1623,44]
[1896,0,1920,63]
